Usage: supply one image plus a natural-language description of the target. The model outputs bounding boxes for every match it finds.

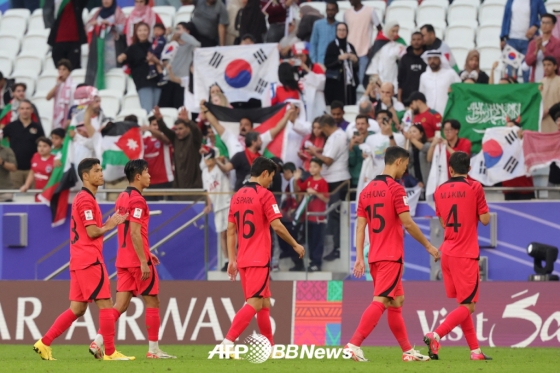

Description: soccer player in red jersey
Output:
[345,146,440,362]
[89,159,176,359]
[424,151,492,361]
[33,158,132,361]
[221,157,305,351]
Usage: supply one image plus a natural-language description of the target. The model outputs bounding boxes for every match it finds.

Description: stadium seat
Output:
[105,68,127,93]
[450,0,481,6]
[0,11,29,38]
[420,0,449,9]
[300,2,326,16]
[174,12,192,25]
[390,0,418,9]
[122,92,142,111]
[366,1,386,21]
[478,46,502,70]
[344,105,359,123]
[477,25,502,48]
[335,1,352,22]
[398,26,413,44]
[127,77,137,94]
[12,72,37,95]
[546,1,560,13]
[44,53,56,72]
[479,4,505,26]
[31,92,53,121]
[36,70,58,94]
[0,52,13,76]
[4,8,31,19]
[447,4,478,25]
[451,47,470,70]
[159,107,178,128]
[70,68,86,85]
[22,29,50,56]
[117,108,148,125]
[0,33,21,59]
[82,7,90,25]
[385,5,415,26]
[81,43,89,70]
[122,7,134,17]
[416,5,446,28]
[29,8,44,30]
[14,53,43,77]
[98,89,122,118]
[483,0,506,4]
[154,6,175,28]
[445,25,476,49]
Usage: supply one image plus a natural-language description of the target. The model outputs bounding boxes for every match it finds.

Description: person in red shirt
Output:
[298,118,327,171]
[88,159,175,359]
[143,114,174,200]
[270,62,302,105]
[301,158,329,271]
[20,137,55,201]
[345,146,439,363]
[34,158,130,361]
[428,119,472,177]
[221,157,305,350]
[408,91,442,141]
[425,151,492,361]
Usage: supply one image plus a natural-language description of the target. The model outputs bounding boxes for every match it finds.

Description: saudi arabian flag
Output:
[443,83,542,154]
[38,126,78,227]
[101,121,144,182]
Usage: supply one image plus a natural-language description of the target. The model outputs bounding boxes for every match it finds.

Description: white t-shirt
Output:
[202,165,231,212]
[345,118,380,140]
[510,0,531,40]
[321,128,351,183]
[419,68,461,116]
[363,132,406,177]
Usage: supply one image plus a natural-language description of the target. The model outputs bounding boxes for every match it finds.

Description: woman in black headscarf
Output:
[324,22,359,105]
[235,0,267,44]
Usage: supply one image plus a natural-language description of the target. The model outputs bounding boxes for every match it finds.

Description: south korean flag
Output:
[193,44,280,104]
[469,127,525,185]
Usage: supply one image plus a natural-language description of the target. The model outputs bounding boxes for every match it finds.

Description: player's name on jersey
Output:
[361,190,386,199]
[439,191,466,199]
[234,196,254,204]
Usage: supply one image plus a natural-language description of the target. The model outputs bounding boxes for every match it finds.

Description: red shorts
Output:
[116,264,159,297]
[69,263,111,302]
[370,261,404,298]
[441,254,480,304]
[239,266,271,300]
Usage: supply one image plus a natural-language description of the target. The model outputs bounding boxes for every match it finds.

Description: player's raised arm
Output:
[270,219,305,258]
[86,212,128,239]
[353,216,367,278]
[399,211,440,261]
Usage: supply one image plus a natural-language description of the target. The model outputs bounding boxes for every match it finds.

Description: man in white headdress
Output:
[419,50,460,115]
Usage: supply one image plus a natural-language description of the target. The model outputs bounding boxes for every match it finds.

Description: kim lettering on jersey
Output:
[439,191,466,199]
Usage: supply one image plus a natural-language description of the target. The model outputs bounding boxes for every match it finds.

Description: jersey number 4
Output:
[234,210,255,239]
[446,204,462,232]
[364,203,385,233]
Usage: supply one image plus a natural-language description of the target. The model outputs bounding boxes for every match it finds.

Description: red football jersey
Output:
[115,187,151,268]
[413,109,442,139]
[69,188,104,270]
[31,152,54,190]
[144,137,174,184]
[357,175,410,263]
[435,177,489,259]
[446,139,472,177]
[301,176,329,223]
[228,182,283,268]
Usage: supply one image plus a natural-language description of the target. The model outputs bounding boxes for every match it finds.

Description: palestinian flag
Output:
[292,195,311,226]
[38,126,78,227]
[204,102,289,159]
[0,103,12,147]
[101,121,144,182]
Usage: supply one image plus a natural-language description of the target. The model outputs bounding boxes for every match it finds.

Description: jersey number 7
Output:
[364,203,386,233]
[446,204,462,232]
[234,210,255,239]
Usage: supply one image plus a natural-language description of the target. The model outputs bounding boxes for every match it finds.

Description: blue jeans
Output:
[506,38,529,83]
[138,87,162,113]
[358,55,369,88]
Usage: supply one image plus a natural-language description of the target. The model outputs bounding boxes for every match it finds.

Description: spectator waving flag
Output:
[522,130,560,173]
[426,143,448,204]
[501,45,525,69]
[194,44,279,103]
[37,127,78,227]
[469,127,525,185]
[444,83,541,153]
[100,121,144,182]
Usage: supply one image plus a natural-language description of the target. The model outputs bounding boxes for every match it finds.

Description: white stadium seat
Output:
[300,2,326,16]
[0,33,21,59]
[417,5,446,28]
[390,0,418,9]
[477,25,502,48]
[4,8,31,19]
[421,0,450,9]
[0,52,13,76]
[451,47,470,70]
[335,1,352,22]
[479,4,505,26]
[14,52,43,77]
[364,1,386,20]
[546,1,560,14]
[70,68,86,85]
[154,6,175,28]
[478,46,502,70]
[398,26,413,44]
[484,0,506,4]
[385,4,415,26]
[36,70,58,94]
[29,8,45,30]
[445,25,476,49]
[122,93,142,111]
[122,7,134,17]
[81,43,89,70]
[44,53,56,72]
[0,11,29,37]
[174,12,192,25]
[451,0,481,6]
[98,89,122,118]
[22,29,50,56]
[127,77,137,94]
[447,4,478,25]
[151,107,178,128]
[12,72,37,95]
[105,68,127,93]
[117,108,148,125]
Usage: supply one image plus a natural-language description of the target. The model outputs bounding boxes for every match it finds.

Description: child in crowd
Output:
[50,128,65,157]
[147,23,167,81]
[20,137,55,201]
[301,158,329,272]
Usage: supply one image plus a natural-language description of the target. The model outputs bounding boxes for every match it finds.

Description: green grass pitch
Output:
[4,345,558,373]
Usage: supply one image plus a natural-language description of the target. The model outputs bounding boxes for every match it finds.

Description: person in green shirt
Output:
[348,114,374,190]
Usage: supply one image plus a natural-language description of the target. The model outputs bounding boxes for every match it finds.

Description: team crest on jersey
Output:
[272,204,280,214]
[29,127,37,134]
[403,196,409,206]
[84,210,94,220]
[133,208,143,218]
[46,165,52,173]
[154,141,161,149]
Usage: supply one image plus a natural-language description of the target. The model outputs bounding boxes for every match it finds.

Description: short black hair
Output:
[421,24,435,34]
[412,31,423,38]
[310,157,323,166]
[543,13,557,24]
[544,56,558,66]
[449,151,470,175]
[245,131,260,148]
[50,128,66,139]
[174,119,189,127]
[148,115,157,123]
[13,82,27,91]
[330,100,344,111]
[282,162,296,172]
[250,157,278,177]
[241,33,256,43]
[407,91,427,104]
[355,114,369,124]
[36,136,52,147]
[177,21,191,32]
[384,146,409,165]
[376,109,393,120]
[153,23,165,31]
[19,99,33,108]
[240,117,254,127]
[326,1,338,10]
[124,159,148,182]
[77,158,100,181]
[56,59,72,71]
[124,114,138,123]
[318,114,336,127]
[77,83,88,89]
[443,119,461,131]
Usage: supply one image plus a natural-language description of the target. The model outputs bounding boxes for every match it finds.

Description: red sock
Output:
[146,308,160,342]
[349,301,386,346]
[460,314,479,350]
[225,304,257,342]
[42,309,78,346]
[97,308,120,335]
[257,308,274,345]
[435,306,471,339]
[387,307,412,352]
[99,309,116,355]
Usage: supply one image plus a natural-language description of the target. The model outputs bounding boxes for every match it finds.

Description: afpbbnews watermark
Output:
[208,334,353,363]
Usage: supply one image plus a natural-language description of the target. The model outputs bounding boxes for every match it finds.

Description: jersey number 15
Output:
[364,203,385,233]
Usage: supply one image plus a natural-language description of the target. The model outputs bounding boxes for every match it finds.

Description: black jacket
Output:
[398,46,427,102]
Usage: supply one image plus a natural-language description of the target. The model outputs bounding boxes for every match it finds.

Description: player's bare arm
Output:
[226,221,238,281]
[353,217,367,278]
[399,211,440,261]
[85,212,128,239]
[270,219,305,258]
[479,212,491,226]
[130,222,150,280]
